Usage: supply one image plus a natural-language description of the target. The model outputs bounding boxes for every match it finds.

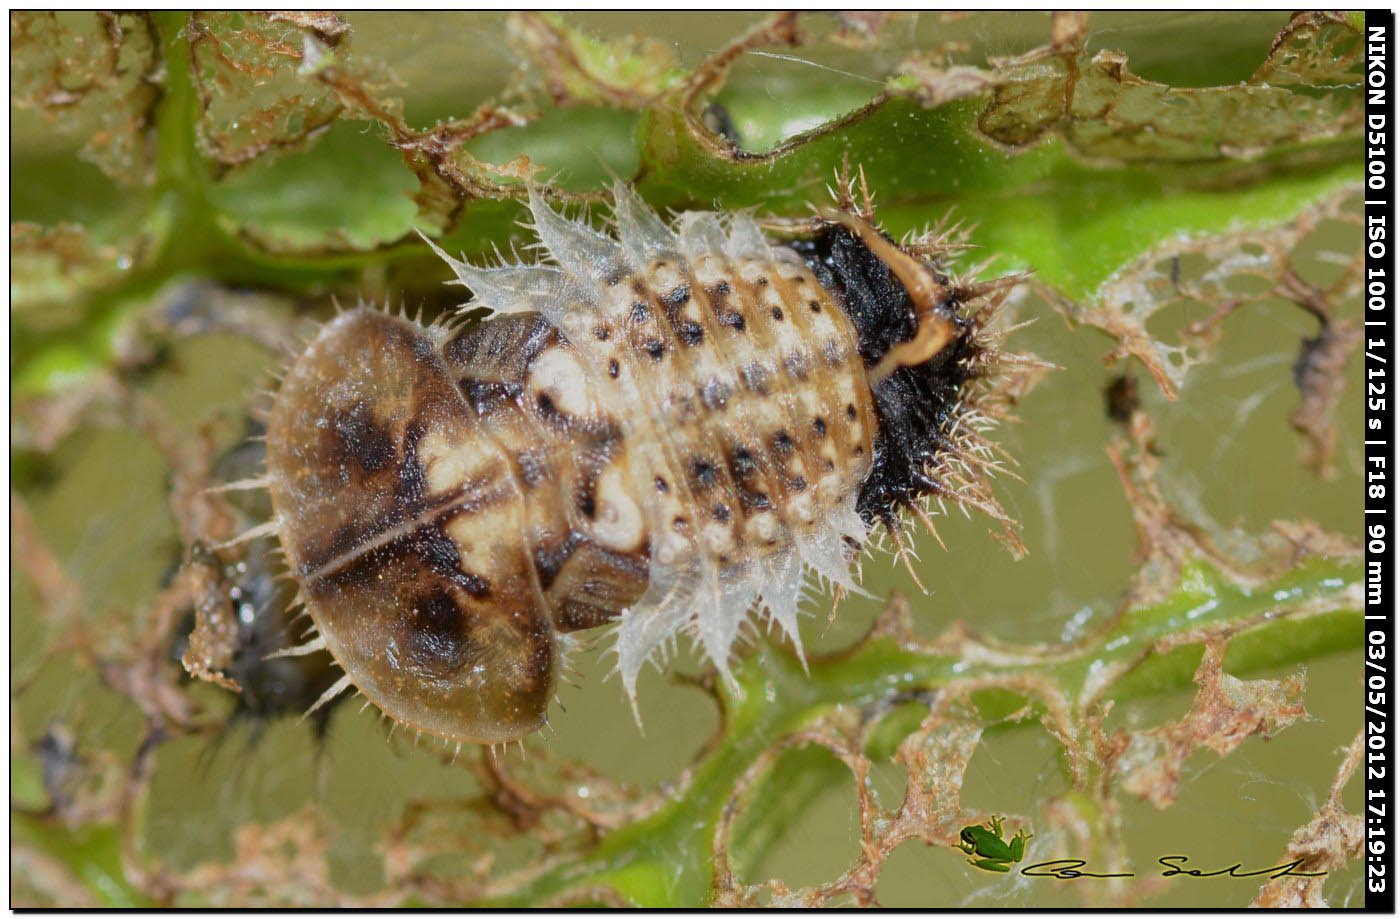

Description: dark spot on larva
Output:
[643,339,667,361]
[663,285,691,307]
[719,554,731,565]
[826,459,836,471]
[630,302,649,323]
[809,299,821,313]
[404,589,473,675]
[813,416,827,436]
[454,569,492,599]
[700,378,731,409]
[594,325,611,341]
[655,476,669,493]
[772,430,794,455]
[631,279,648,295]
[679,321,704,346]
[756,276,769,287]
[412,525,492,598]
[739,489,771,512]
[333,401,395,474]
[711,280,731,296]
[732,447,756,475]
[792,276,806,286]
[771,307,784,322]
[397,421,429,505]
[855,446,864,457]
[791,476,807,492]
[459,373,524,417]
[576,475,598,520]
[608,359,620,378]
[719,311,746,332]
[712,503,731,522]
[533,530,585,591]
[605,265,629,286]
[846,403,858,420]
[536,392,560,420]
[673,516,688,532]
[823,339,844,366]
[691,458,719,489]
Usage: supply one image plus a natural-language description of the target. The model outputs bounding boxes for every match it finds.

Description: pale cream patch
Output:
[527,347,595,419]
[419,427,494,497]
[767,321,805,353]
[690,254,728,287]
[557,310,594,346]
[589,462,646,552]
[688,349,732,389]
[748,511,779,544]
[445,502,522,571]
[701,521,735,556]
[806,311,840,342]
[653,535,688,566]
[788,491,817,527]
[735,258,771,285]
[784,455,809,482]
[814,470,846,503]
[793,385,824,420]
[748,382,789,431]
[834,376,862,415]
[648,259,687,292]
[599,276,638,321]
[674,296,705,327]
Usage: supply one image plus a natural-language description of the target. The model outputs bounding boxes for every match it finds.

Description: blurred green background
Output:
[11,11,1364,907]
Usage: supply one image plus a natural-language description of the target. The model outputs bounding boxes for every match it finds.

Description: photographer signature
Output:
[954,818,1325,881]
[1020,856,1327,881]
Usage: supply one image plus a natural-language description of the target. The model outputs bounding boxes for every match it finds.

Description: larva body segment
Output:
[266,183,1009,744]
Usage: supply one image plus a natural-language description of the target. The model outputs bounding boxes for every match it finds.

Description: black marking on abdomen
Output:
[331,400,396,474]
[533,529,587,590]
[402,589,477,676]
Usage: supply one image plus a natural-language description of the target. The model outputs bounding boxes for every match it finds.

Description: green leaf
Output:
[10,11,1364,388]
[208,120,420,254]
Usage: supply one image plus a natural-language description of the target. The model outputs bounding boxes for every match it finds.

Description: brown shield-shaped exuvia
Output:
[265,310,556,743]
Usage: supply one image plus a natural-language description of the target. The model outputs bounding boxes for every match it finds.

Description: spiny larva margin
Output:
[250,179,1031,746]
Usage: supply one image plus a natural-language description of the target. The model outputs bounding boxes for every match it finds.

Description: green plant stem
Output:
[8,556,1359,908]
[491,557,1359,906]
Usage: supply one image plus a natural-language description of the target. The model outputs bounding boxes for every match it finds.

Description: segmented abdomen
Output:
[439,189,879,698]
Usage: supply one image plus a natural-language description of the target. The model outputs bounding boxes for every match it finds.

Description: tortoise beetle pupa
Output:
[255,178,1025,746]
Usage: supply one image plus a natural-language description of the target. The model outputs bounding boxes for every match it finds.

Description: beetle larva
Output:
[262,182,1016,744]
